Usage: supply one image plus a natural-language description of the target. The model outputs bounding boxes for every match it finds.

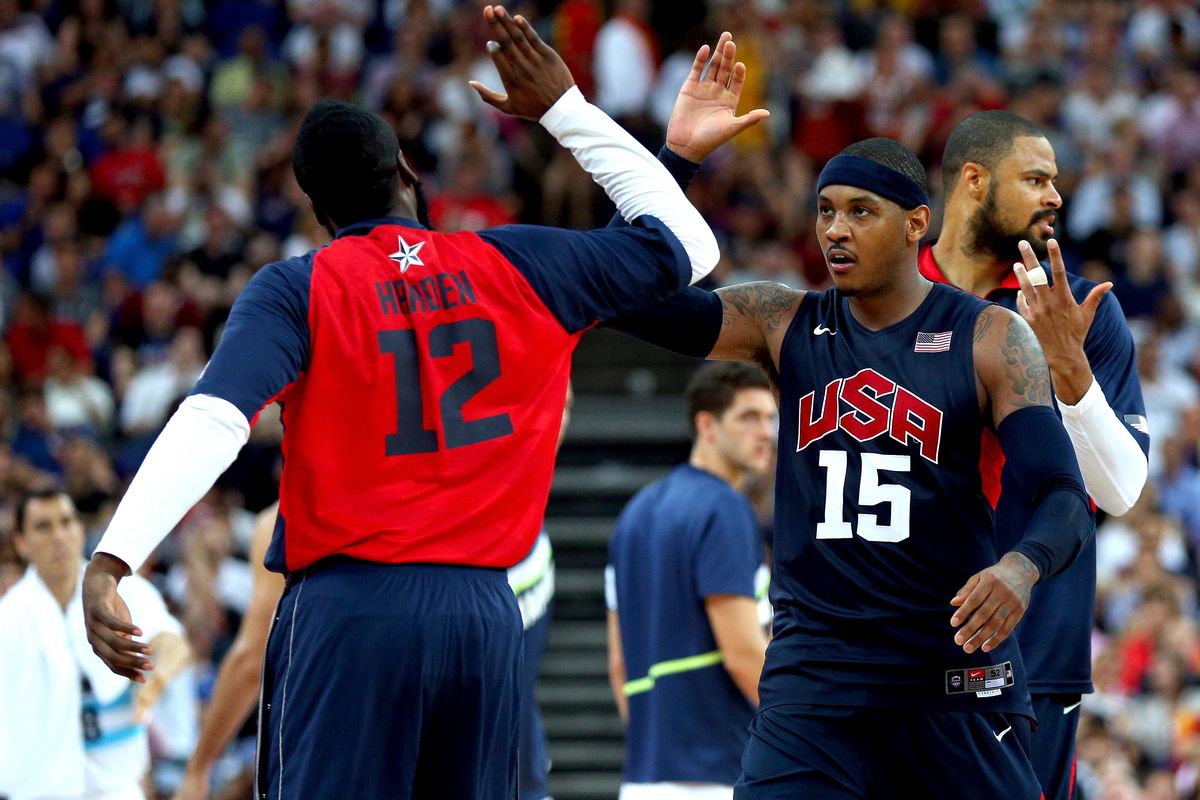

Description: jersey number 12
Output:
[816,450,911,542]
[378,318,514,455]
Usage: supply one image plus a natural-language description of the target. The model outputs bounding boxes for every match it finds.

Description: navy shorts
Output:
[518,610,552,800]
[734,704,1042,799]
[256,559,522,800]
[1030,694,1082,800]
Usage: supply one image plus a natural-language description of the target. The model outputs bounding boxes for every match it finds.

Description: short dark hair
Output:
[293,99,401,227]
[942,111,1046,196]
[685,362,772,434]
[15,489,71,534]
[839,137,928,195]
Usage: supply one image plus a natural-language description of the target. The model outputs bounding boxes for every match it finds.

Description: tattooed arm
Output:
[950,303,1091,655]
[713,282,805,373]
[972,304,1053,429]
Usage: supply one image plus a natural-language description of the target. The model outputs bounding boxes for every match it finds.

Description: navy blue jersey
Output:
[607,465,762,785]
[920,243,1150,694]
[762,283,1033,719]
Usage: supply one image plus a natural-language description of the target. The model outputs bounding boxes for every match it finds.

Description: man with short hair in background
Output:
[0,490,191,800]
[607,361,774,800]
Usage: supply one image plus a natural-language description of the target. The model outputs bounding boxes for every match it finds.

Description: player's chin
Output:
[828,274,861,296]
[1024,230,1051,257]
[745,451,772,474]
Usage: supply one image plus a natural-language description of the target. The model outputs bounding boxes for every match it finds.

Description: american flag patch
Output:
[1124,414,1150,434]
[914,331,953,353]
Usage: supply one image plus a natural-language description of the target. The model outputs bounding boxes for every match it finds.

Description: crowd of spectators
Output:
[0,0,1198,796]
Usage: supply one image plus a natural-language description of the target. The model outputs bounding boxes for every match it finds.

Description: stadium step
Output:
[542,710,623,740]
[540,650,609,680]
[536,337,697,799]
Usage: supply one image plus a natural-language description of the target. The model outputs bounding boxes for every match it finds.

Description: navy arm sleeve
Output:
[998,405,1095,578]
[477,214,690,334]
[607,147,702,229]
[190,254,313,421]
[1079,289,1151,457]
[602,285,724,358]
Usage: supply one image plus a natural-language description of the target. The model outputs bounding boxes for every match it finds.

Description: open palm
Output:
[665,33,770,164]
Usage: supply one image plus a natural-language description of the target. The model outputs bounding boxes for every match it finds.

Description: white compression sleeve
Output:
[539,86,719,284]
[1058,378,1149,516]
[95,394,251,572]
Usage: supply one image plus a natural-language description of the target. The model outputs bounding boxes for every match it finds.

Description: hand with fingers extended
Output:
[83,553,154,682]
[666,32,770,164]
[1013,238,1112,404]
[949,551,1039,655]
[469,5,575,120]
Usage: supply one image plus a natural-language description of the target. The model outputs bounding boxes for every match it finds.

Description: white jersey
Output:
[0,564,182,800]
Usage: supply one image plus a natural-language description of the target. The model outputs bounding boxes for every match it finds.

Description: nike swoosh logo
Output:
[1062,701,1082,715]
[994,725,1012,743]
[813,325,836,336]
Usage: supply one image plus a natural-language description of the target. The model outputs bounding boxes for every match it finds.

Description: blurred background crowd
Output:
[0,0,1198,797]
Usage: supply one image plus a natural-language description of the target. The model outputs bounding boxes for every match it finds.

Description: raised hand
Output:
[469,5,576,120]
[665,33,770,164]
[1013,238,1112,404]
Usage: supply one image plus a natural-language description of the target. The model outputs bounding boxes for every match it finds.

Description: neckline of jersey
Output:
[680,462,733,487]
[334,216,428,239]
[837,280,944,338]
[918,241,1022,299]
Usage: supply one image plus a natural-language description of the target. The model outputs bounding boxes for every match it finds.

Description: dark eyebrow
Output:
[1022,169,1056,179]
[817,193,881,205]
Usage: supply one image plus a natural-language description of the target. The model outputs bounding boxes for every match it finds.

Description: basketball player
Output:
[80,7,748,797]
[607,137,1093,797]
[924,111,1149,799]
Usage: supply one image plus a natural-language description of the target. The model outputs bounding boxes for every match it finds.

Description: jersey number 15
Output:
[816,449,911,542]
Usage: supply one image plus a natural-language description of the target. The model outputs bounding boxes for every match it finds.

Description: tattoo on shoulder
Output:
[717,282,802,335]
[973,306,994,343]
[998,313,1052,408]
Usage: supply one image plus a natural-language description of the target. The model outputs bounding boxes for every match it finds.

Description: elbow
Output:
[688,232,721,286]
[1089,459,1148,518]
[1094,490,1136,518]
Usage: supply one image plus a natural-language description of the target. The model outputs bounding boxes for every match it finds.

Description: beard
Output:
[966,187,1055,262]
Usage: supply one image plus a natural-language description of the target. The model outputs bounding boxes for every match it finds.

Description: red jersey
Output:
[193,215,690,572]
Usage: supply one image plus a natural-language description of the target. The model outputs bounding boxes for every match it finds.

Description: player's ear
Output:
[396,149,420,189]
[961,162,988,202]
[906,206,930,244]
[305,195,337,237]
[11,530,28,561]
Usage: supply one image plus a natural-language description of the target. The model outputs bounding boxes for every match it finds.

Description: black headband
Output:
[817,154,929,210]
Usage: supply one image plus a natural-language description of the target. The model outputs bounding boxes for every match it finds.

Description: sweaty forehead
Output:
[26,496,74,524]
[730,387,778,413]
[999,136,1057,176]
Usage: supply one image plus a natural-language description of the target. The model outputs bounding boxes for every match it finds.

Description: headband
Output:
[817,154,929,210]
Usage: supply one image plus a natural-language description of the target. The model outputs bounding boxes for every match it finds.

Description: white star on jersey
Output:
[388,235,425,273]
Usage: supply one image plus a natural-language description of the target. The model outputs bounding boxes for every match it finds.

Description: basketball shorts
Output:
[734,703,1042,799]
[1030,693,1082,800]
[256,559,522,799]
